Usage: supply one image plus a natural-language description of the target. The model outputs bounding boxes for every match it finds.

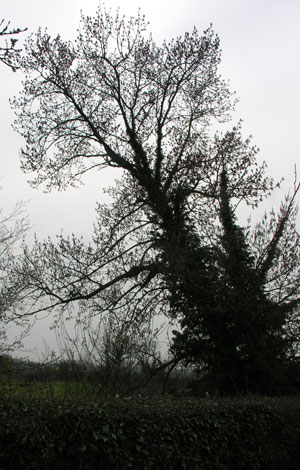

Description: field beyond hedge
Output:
[1,393,300,470]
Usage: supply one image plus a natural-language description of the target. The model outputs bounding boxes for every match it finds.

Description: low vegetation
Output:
[0,355,300,469]
[1,391,299,470]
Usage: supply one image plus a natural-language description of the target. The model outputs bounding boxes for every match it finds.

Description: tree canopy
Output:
[9,5,300,394]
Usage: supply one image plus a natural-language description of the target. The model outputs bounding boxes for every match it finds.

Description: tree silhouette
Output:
[10,6,300,393]
[0,202,31,353]
[172,167,300,393]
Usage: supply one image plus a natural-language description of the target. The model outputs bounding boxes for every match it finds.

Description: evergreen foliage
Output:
[172,169,300,394]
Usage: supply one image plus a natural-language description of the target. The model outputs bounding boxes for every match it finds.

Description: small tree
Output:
[55,305,163,396]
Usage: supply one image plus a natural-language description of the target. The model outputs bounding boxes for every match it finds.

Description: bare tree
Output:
[0,17,28,349]
[0,201,31,353]
[54,306,165,396]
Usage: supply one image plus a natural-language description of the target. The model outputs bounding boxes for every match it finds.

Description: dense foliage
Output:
[1,394,299,470]
[172,170,300,393]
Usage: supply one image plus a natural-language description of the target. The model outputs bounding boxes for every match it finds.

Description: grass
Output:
[0,379,98,399]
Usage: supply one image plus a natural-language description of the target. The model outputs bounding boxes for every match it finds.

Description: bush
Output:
[0,395,299,469]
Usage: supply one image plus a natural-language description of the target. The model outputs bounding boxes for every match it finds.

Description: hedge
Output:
[0,395,299,469]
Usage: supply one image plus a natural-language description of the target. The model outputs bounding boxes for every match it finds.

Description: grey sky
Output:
[1,0,300,356]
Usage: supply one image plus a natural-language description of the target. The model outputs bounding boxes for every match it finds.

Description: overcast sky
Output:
[1,0,300,357]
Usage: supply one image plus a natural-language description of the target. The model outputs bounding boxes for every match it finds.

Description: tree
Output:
[54,307,163,396]
[0,17,29,352]
[0,201,31,353]
[11,6,300,394]
[0,19,27,71]
[172,168,300,393]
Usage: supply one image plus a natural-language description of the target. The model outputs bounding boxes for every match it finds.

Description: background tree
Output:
[0,201,31,353]
[0,17,28,352]
[10,6,300,394]
[54,302,165,396]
